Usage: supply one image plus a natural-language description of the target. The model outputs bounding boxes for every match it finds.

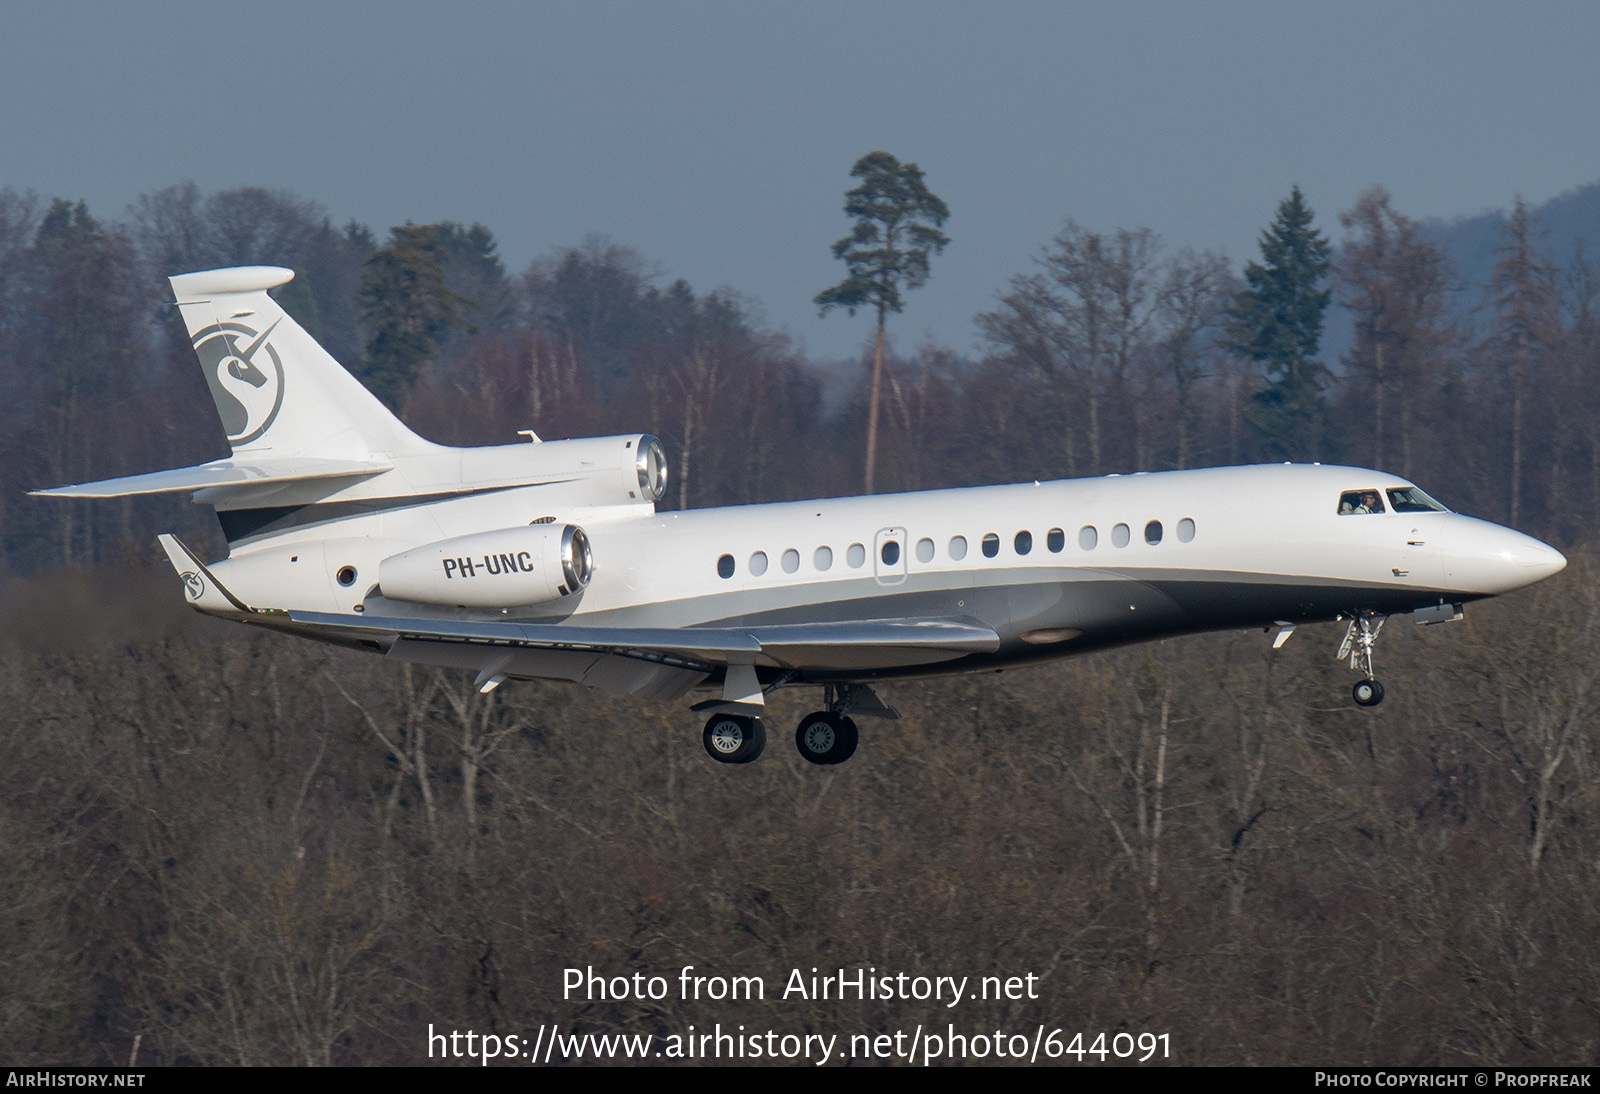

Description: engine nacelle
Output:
[378,523,593,608]
[450,433,668,509]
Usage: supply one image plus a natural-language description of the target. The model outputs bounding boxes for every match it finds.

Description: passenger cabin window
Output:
[982,533,1000,558]
[1047,528,1065,553]
[1145,520,1163,545]
[781,548,799,573]
[815,546,833,570]
[847,543,866,568]
[1339,489,1386,515]
[1387,486,1449,513]
[1015,530,1032,555]
[1177,518,1195,543]
[949,535,968,561]
[717,554,735,579]
[1112,523,1131,548]
[881,540,901,566]
[1079,525,1098,550]
[916,537,935,563]
[749,551,768,575]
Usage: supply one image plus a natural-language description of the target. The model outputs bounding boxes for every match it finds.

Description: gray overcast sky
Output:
[2,1,1598,360]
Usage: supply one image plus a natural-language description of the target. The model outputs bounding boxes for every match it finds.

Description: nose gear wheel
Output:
[1337,611,1387,708]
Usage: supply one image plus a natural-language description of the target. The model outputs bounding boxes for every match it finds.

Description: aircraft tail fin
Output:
[168,266,434,461]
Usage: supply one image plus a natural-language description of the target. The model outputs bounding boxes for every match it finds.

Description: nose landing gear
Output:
[1338,611,1387,707]
[1352,678,1385,707]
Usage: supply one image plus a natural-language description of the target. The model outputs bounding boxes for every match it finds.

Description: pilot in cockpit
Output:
[1339,490,1384,514]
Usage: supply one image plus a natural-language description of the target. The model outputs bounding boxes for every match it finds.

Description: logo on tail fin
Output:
[192,321,285,445]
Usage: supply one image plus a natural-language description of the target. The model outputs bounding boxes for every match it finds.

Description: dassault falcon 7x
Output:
[35,267,1567,766]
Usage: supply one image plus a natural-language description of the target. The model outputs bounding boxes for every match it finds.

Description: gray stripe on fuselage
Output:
[572,564,1465,631]
[360,563,1472,672]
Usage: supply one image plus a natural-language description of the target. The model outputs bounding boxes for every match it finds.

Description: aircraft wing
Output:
[283,610,1000,700]
[31,457,393,498]
[727,618,1001,669]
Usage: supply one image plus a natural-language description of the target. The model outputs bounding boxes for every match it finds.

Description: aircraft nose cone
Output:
[1445,519,1566,594]
[1517,537,1567,582]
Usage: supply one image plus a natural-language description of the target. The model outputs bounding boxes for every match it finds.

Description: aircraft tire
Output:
[795,712,859,765]
[1352,679,1385,707]
[703,714,765,764]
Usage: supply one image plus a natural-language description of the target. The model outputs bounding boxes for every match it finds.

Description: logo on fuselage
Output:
[191,320,285,445]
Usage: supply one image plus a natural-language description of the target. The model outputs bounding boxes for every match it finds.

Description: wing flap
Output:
[743,618,1000,669]
[287,611,757,667]
[285,610,999,676]
[32,457,393,498]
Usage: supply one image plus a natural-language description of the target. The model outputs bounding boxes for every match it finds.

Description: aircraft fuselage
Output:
[206,461,1562,685]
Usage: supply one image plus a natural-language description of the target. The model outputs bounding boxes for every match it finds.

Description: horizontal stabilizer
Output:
[32,457,393,499]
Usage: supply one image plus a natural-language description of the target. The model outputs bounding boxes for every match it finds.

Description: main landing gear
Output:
[794,711,858,765]
[699,683,892,765]
[702,713,765,764]
[1337,611,1387,707]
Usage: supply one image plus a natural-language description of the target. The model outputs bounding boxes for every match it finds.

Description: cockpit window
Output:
[1338,489,1385,515]
[1387,486,1449,513]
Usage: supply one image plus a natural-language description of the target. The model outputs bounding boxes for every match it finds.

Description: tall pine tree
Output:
[1231,186,1332,460]
[815,151,949,494]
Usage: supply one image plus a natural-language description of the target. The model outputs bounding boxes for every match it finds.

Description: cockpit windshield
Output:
[1386,486,1449,513]
[1338,489,1385,515]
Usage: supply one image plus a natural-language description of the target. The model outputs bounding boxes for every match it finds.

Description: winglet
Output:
[157,534,254,614]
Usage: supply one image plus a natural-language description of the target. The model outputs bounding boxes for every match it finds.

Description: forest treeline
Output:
[2,178,1599,1065]
[2,179,1600,569]
[3,557,1599,1065]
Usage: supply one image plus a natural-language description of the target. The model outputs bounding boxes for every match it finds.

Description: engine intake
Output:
[378,523,593,608]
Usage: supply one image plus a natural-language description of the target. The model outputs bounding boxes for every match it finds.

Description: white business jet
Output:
[34,267,1567,766]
